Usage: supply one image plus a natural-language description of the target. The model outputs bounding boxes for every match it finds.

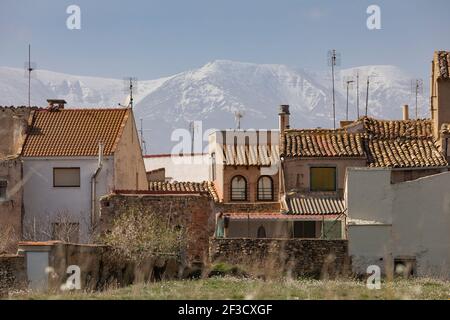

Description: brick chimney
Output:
[402,105,409,121]
[47,99,66,111]
[431,51,450,139]
[278,105,290,133]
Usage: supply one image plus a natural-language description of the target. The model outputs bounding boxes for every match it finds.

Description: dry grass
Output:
[8,277,450,300]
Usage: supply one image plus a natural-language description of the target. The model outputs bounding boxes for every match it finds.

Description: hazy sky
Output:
[1,0,449,79]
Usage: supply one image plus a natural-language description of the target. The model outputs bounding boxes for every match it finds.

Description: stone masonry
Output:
[210,238,349,278]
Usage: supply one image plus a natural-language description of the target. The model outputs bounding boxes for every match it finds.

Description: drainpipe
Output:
[91,142,104,227]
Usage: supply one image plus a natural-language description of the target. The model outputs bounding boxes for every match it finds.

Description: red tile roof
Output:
[282,117,448,168]
[148,181,219,202]
[22,108,129,157]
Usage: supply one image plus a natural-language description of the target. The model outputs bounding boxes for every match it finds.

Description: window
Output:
[293,221,317,238]
[310,167,336,192]
[257,226,266,238]
[257,176,273,201]
[52,222,80,243]
[53,168,80,187]
[0,180,7,200]
[230,175,247,201]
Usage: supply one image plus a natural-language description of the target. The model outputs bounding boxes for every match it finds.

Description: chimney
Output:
[402,105,409,121]
[47,99,66,111]
[279,105,290,133]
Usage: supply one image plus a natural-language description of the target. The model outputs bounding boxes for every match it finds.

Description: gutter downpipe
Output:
[91,142,104,227]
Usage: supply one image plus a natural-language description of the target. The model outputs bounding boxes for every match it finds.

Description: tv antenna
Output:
[328,49,341,129]
[365,73,378,117]
[234,110,244,130]
[118,77,137,108]
[24,44,37,107]
[343,77,355,121]
[411,79,423,119]
[354,69,360,118]
[189,121,200,154]
[139,118,148,155]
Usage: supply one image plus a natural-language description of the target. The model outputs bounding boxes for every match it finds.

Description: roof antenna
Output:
[24,44,36,107]
[234,110,244,130]
[118,77,137,108]
[139,118,149,155]
[411,79,423,119]
[328,49,341,129]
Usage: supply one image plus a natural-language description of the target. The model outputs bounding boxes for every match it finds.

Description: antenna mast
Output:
[129,78,134,108]
[27,44,34,107]
[328,49,340,129]
[234,111,244,130]
[139,118,147,154]
[356,70,360,118]
[365,76,370,117]
[411,79,423,119]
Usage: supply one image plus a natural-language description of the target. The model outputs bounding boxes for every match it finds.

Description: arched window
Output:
[230,175,247,201]
[257,176,274,201]
[257,226,266,238]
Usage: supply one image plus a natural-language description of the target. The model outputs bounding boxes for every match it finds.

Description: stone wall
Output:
[0,254,27,295]
[100,193,215,264]
[210,238,349,278]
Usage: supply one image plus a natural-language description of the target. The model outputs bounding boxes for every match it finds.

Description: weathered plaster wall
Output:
[0,107,33,158]
[22,157,114,242]
[284,158,366,194]
[100,194,215,263]
[144,154,210,182]
[210,238,349,278]
[113,110,148,191]
[347,168,450,278]
[0,158,23,253]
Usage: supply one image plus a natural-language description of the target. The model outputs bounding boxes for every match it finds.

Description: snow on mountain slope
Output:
[0,61,428,152]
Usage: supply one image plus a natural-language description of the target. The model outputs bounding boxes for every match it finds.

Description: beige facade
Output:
[283,158,366,194]
[113,109,148,191]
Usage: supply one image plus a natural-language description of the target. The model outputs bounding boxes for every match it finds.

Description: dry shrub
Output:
[0,225,18,254]
[101,207,186,263]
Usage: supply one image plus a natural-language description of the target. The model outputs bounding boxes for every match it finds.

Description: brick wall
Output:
[100,193,215,263]
[210,238,349,278]
[0,254,27,295]
[216,202,280,214]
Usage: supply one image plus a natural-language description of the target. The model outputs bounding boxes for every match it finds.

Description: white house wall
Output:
[346,168,450,278]
[144,154,210,182]
[23,157,114,243]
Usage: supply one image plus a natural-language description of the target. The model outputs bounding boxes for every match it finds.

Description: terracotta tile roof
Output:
[223,144,279,166]
[148,181,219,202]
[22,108,129,157]
[437,51,450,79]
[285,194,346,215]
[283,117,447,168]
[226,212,340,220]
[362,118,447,168]
[366,138,447,168]
[281,129,365,158]
[362,117,433,139]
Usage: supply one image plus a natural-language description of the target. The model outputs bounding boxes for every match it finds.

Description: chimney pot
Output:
[278,104,290,132]
[47,99,67,111]
[402,105,409,121]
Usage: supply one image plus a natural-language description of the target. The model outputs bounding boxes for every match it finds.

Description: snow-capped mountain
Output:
[0,61,428,152]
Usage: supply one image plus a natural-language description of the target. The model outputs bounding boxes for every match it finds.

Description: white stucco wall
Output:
[346,168,450,278]
[23,157,114,243]
[144,154,210,182]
